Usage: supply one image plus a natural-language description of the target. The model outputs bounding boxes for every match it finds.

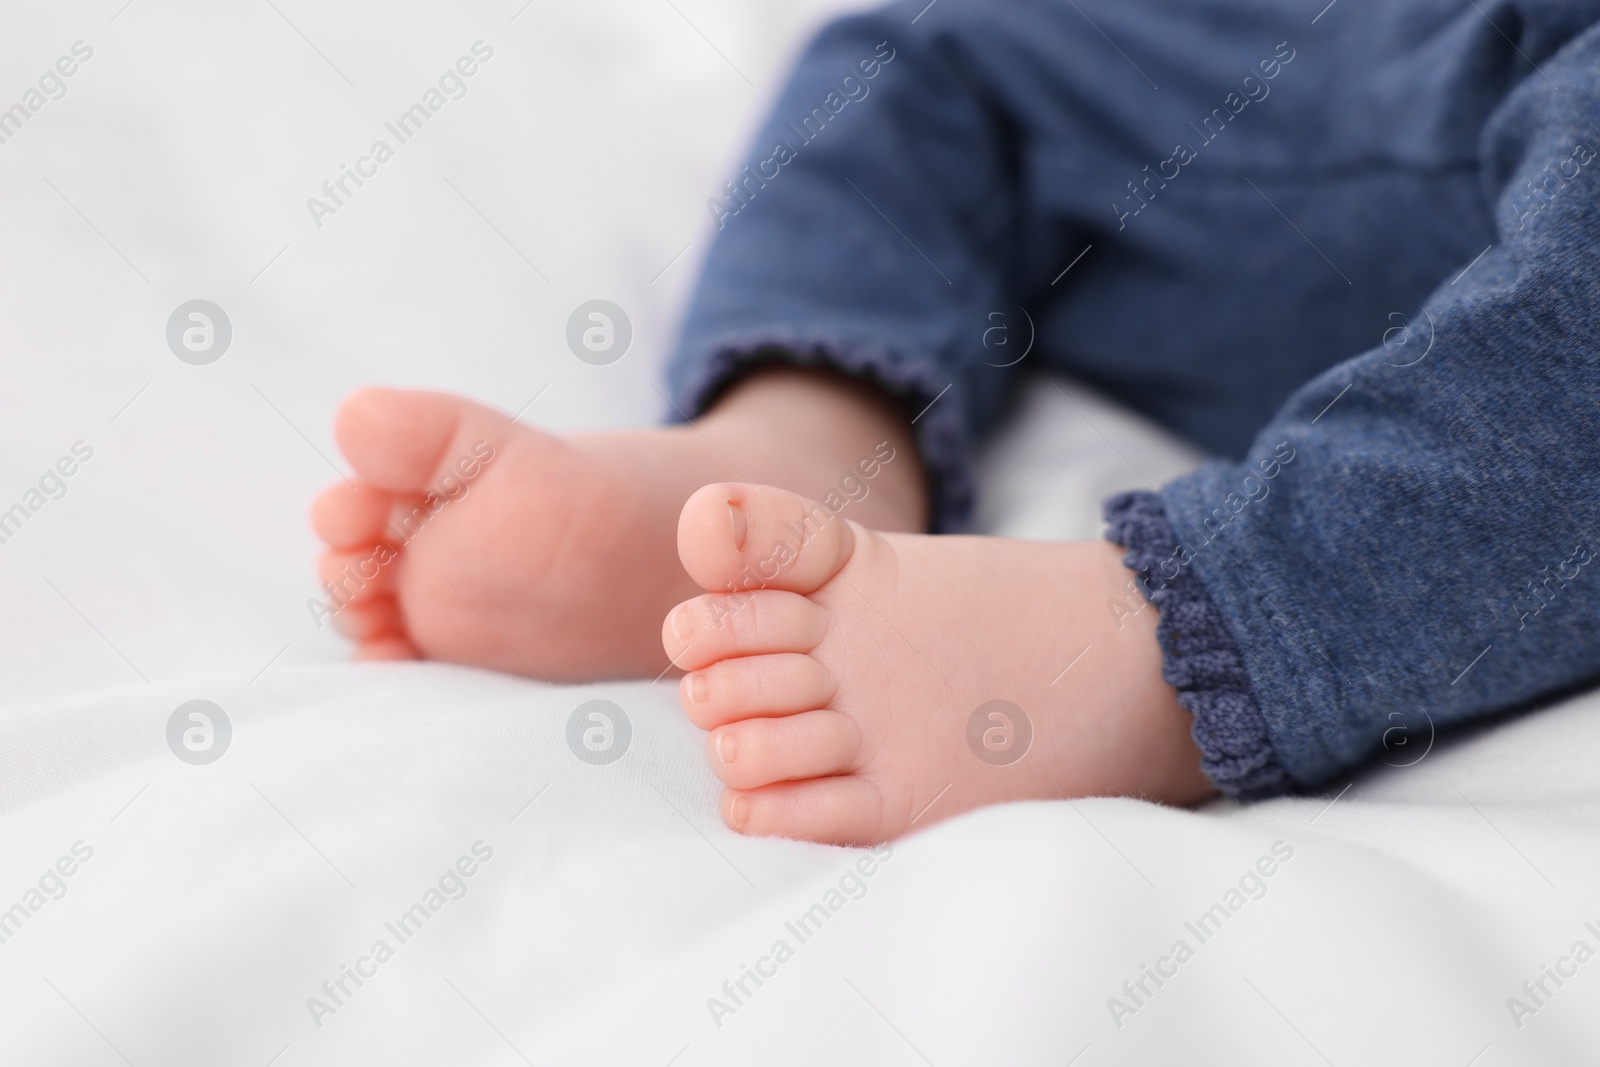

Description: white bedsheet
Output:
[3,2,1598,1063]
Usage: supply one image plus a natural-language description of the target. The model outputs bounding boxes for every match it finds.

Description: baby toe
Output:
[663,590,827,671]
[329,594,406,642]
[318,547,399,604]
[676,482,855,596]
[679,652,837,730]
[311,482,396,548]
[354,634,419,661]
[333,387,503,496]
[722,776,887,846]
[707,709,860,789]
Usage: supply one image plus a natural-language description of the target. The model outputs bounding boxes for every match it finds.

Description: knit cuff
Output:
[1103,490,1296,800]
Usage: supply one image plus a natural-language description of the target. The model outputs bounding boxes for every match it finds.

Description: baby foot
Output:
[663,483,1214,844]
[311,387,717,680]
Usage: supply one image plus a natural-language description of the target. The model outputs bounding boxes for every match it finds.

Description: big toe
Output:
[676,483,856,595]
[333,387,507,494]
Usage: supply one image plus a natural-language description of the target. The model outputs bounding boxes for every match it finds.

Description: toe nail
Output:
[727,500,747,551]
[670,606,693,642]
[717,731,737,764]
[687,672,708,704]
[728,795,750,830]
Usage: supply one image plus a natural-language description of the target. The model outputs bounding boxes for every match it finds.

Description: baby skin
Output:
[313,367,1213,844]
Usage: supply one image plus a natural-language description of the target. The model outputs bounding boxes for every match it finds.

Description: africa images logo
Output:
[166,700,231,765]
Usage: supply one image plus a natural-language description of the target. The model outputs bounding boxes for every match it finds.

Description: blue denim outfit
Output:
[665,0,1600,798]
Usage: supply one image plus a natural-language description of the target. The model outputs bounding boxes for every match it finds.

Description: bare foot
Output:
[310,370,928,680]
[663,483,1214,845]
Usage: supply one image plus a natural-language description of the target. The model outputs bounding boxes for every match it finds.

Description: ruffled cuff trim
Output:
[1103,490,1296,800]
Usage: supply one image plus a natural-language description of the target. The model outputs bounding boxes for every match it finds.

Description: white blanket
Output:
[3,2,1598,1063]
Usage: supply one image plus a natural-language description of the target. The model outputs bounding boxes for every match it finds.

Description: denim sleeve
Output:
[661,4,1028,532]
[1114,19,1600,797]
